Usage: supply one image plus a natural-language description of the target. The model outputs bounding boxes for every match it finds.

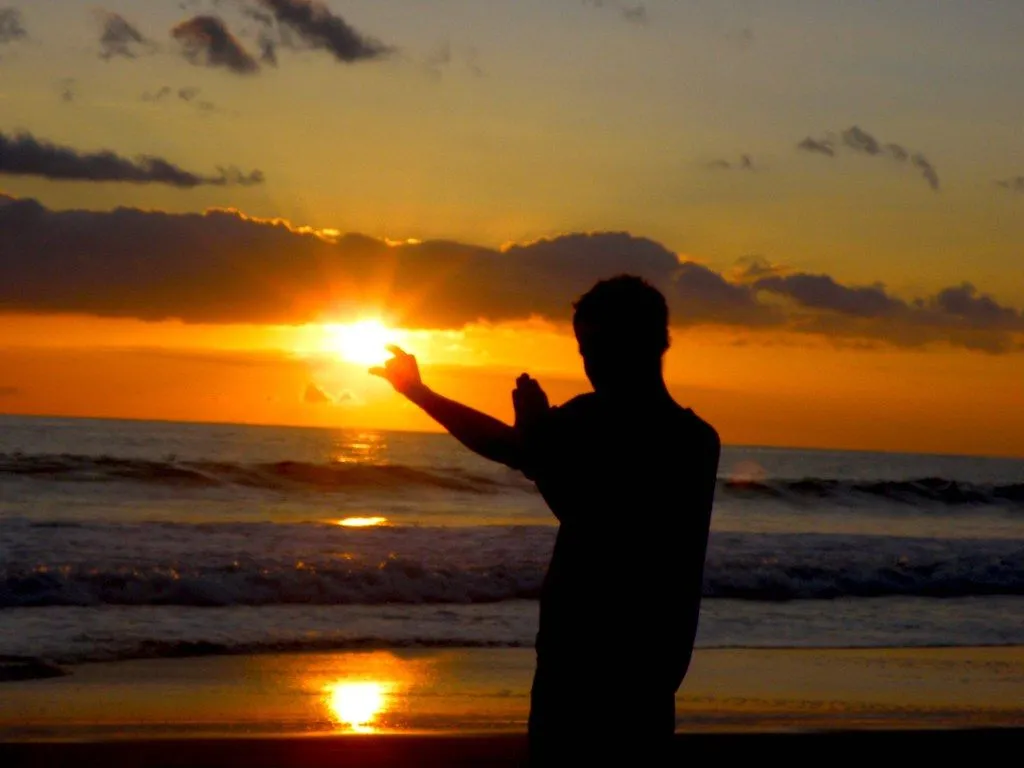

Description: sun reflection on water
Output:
[331,431,387,465]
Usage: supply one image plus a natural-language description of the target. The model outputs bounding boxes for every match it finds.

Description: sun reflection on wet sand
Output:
[323,681,392,733]
[311,651,435,734]
[336,516,389,528]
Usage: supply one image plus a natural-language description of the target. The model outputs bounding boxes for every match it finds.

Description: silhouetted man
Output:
[372,275,720,765]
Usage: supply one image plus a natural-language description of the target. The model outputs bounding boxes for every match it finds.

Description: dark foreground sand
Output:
[3,730,1024,768]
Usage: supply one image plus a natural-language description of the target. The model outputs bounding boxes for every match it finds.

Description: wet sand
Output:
[1,647,1022,764]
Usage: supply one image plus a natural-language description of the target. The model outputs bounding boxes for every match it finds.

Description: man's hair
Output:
[572,275,670,355]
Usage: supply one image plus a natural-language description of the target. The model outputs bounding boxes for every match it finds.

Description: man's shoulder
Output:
[671,407,721,468]
[680,408,720,448]
[554,392,598,416]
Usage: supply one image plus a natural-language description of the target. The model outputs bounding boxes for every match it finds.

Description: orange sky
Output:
[2,3,1024,458]
[1,313,1021,458]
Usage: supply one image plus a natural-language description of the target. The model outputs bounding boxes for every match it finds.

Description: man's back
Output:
[523,391,720,758]
[368,274,722,764]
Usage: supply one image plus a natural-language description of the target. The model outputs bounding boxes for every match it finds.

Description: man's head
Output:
[572,275,670,393]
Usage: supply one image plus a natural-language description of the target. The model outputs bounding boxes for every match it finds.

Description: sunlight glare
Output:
[324,681,390,733]
[337,516,389,528]
[325,320,395,366]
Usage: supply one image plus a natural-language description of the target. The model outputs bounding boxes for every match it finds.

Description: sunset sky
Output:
[1,0,1023,457]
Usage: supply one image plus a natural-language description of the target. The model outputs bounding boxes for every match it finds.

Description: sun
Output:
[325,320,395,366]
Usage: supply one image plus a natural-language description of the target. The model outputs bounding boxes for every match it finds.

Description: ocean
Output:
[1,414,1022,667]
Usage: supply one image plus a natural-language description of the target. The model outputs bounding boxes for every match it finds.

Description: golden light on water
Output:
[324,681,391,733]
[323,320,396,366]
[337,516,389,528]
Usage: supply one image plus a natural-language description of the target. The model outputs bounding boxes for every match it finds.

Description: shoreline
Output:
[2,647,1021,743]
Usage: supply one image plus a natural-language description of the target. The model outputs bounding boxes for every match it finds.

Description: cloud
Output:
[0,133,263,188]
[303,383,333,404]
[933,283,1024,330]
[1,199,1020,353]
[172,15,260,75]
[0,7,27,45]
[732,256,786,282]
[423,41,484,79]
[706,154,755,172]
[754,271,1024,352]
[800,126,940,191]
[797,137,835,157]
[0,385,19,398]
[142,86,222,114]
[621,5,648,24]
[142,86,173,102]
[996,176,1024,194]
[56,78,77,104]
[583,0,648,24]
[257,0,390,63]
[756,274,903,318]
[98,11,149,60]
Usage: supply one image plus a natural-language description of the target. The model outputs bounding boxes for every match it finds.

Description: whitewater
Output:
[1,415,1022,665]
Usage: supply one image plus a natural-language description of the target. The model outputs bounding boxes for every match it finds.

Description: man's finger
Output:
[385,344,408,358]
[369,367,387,378]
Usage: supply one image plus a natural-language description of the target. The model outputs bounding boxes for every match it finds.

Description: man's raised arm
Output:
[371,346,525,468]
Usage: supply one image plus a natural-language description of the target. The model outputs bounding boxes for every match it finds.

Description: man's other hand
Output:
[513,373,550,433]
[370,345,424,396]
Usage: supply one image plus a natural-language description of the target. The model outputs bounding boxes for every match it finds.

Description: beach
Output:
[2,416,1022,763]
[2,646,1023,765]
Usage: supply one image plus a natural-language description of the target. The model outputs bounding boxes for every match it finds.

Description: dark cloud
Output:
[172,15,260,75]
[996,176,1024,194]
[303,383,332,405]
[801,126,940,191]
[841,126,882,156]
[0,133,263,188]
[257,0,390,63]
[797,137,835,157]
[756,274,903,318]
[754,271,1024,352]
[0,7,27,44]
[0,385,19,398]
[2,200,1020,354]
[98,11,149,60]
[933,283,1024,330]
[178,86,201,101]
[707,154,755,172]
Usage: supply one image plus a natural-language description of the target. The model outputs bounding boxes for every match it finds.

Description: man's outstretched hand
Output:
[513,373,550,434]
[370,345,424,397]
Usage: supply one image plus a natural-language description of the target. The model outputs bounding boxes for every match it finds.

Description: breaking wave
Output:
[2,452,1022,506]
[2,524,1021,607]
[0,453,510,494]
